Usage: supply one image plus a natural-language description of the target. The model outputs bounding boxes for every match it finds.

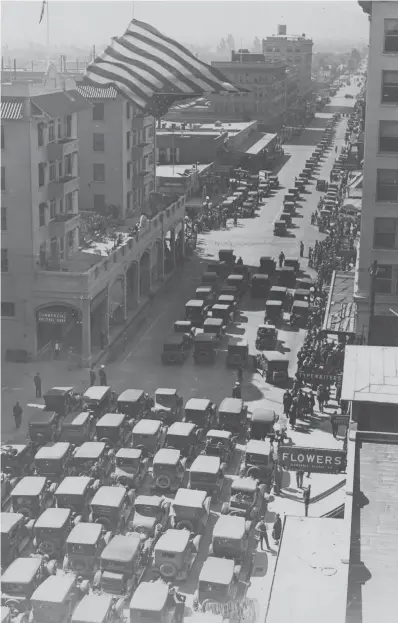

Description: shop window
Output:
[379,121,398,153]
[93,103,104,121]
[376,169,398,201]
[382,70,398,104]
[93,163,105,181]
[373,217,398,249]
[375,265,393,294]
[38,162,45,187]
[1,248,8,272]
[1,302,15,317]
[93,133,105,152]
[384,19,398,53]
[37,123,44,147]
[65,192,73,213]
[39,203,47,227]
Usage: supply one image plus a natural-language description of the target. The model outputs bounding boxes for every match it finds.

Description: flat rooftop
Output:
[266,516,347,623]
[156,163,212,178]
[341,346,398,405]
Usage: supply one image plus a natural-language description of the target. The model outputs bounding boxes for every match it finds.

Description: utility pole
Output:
[368,259,378,345]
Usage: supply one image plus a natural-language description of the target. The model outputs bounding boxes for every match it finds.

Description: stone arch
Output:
[151,238,164,284]
[126,261,139,310]
[108,274,126,326]
[35,302,82,355]
[140,250,151,297]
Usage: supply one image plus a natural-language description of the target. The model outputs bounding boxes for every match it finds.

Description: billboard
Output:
[278,446,346,473]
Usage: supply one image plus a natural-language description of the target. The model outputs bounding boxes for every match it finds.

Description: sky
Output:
[1,0,369,49]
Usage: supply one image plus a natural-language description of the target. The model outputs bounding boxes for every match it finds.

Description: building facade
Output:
[355,1,398,343]
[262,28,313,97]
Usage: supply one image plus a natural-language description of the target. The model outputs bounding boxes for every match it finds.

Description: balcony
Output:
[47,137,79,161]
[47,175,79,200]
[131,144,144,159]
[49,212,80,238]
[139,168,149,176]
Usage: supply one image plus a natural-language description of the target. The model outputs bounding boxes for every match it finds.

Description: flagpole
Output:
[46,1,50,65]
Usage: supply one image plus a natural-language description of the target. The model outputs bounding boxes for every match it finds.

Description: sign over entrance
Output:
[278,446,346,473]
[297,371,343,385]
[37,310,68,324]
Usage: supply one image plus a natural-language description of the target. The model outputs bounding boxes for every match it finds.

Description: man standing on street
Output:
[99,365,107,386]
[13,401,23,429]
[296,469,304,489]
[300,241,304,258]
[330,411,339,438]
[283,390,292,416]
[34,372,42,398]
[89,366,96,386]
[272,514,282,545]
[236,366,243,384]
[256,517,271,551]
[278,251,285,268]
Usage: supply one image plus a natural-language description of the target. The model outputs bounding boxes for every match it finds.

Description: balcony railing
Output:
[47,175,79,200]
[47,137,79,161]
[49,212,80,237]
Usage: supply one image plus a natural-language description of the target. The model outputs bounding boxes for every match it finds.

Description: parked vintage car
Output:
[203,318,224,341]
[164,422,200,459]
[129,495,170,539]
[43,387,82,418]
[1,556,57,612]
[210,515,251,565]
[152,529,201,581]
[116,390,152,422]
[240,439,274,488]
[10,476,57,519]
[110,448,149,489]
[32,507,77,558]
[188,456,226,499]
[249,407,277,440]
[129,581,177,623]
[221,477,266,520]
[72,442,114,482]
[259,256,276,276]
[170,488,211,534]
[173,320,196,342]
[58,412,95,445]
[218,398,248,436]
[193,557,240,610]
[82,387,116,419]
[28,410,61,446]
[1,443,35,479]
[63,522,112,577]
[255,324,278,350]
[193,333,217,364]
[131,419,166,457]
[184,398,217,437]
[55,476,100,521]
[185,300,207,328]
[251,274,270,298]
[161,335,191,365]
[30,574,89,623]
[195,286,216,306]
[202,429,235,464]
[89,486,135,533]
[226,338,249,368]
[256,351,289,385]
[72,594,124,623]
[95,413,133,449]
[0,513,31,569]
[33,442,74,481]
[151,449,187,492]
[93,534,148,597]
[150,389,183,424]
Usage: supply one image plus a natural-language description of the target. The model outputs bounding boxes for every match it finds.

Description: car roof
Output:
[262,351,288,361]
[294,289,309,296]
[257,324,276,331]
[91,486,125,507]
[199,557,234,585]
[185,398,211,411]
[266,300,282,306]
[96,412,125,427]
[1,443,28,457]
[11,476,46,497]
[101,534,142,562]
[251,408,275,422]
[133,419,162,434]
[117,389,144,402]
[129,581,168,612]
[155,529,190,554]
[174,320,192,326]
[83,386,110,400]
[134,495,163,507]
[31,573,76,604]
[195,333,216,342]
[115,448,142,460]
[34,442,70,461]
[231,477,257,493]
[1,557,42,584]
[252,274,269,280]
[219,397,244,414]
[56,476,92,497]
[29,409,57,424]
[186,299,204,307]
[228,338,248,347]
[173,488,207,508]
[153,448,181,465]
[35,507,71,529]
[292,301,309,308]
[246,439,271,455]
[213,514,246,539]
[167,422,196,436]
[0,512,24,534]
[270,286,287,292]
[204,318,223,327]
[72,594,113,623]
[227,274,243,280]
[190,455,221,474]
[66,522,103,545]
[196,286,212,292]
[74,442,106,459]
[218,295,234,302]
[69,412,91,426]
[1,608,10,623]
[44,387,74,397]
[206,429,232,439]
[155,388,177,395]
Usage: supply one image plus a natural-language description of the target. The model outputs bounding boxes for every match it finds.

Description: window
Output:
[94,194,105,212]
[376,169,398,201]
[93,133,105,151]
[127,191,132,212]
[67,230,74,248]
[126,102,130,119]
[373,217,398,249]
[58,160,63,178]
[65,115,72,137]
[48,121,55,142]
[384,19,398,53]
[50,200,56,219]
[39,203,47,227]
[127,162,131,179]
[93,163,105,181]
[1,207,7,231]
[148,124,154,138]
[287,47,293,53]
[379,121,398,152]
[65,192,73,213]
[49,162,56,182]
[382,71,398,103]
[1,166,5,191]
[57,119,62,139]
[1,125,4,149]
[59,236,64,253]
[93,103,104,121]
[37,123,44,147]
[295,47,301,53]
[59,198,64,213]
[65,154,72,176]
[148,151,154,165]
[132,131,137,146]
[1,249,8,272]
[38,163,45,187]
[1,302,15,317]
[375,265,393,294]
[126,131,131,150]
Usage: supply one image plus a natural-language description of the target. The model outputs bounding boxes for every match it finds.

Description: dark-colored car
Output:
[116,390,152,422]
[218,398,248,436]
[161,334,191,365]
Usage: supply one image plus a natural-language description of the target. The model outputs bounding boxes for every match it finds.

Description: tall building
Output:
[262,26,313,97]
[76,81,156,220]
[355,1,398,344]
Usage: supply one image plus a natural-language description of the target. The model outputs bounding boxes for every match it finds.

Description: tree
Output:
[252,36,262,54]
[226,34,236,51]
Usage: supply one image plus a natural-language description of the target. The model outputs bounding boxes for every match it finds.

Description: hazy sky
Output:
[1,0,369,48]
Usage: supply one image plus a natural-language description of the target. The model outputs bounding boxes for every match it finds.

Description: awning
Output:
[235,132,277,156]
[31,90,91,117]
[322,271,356,335]
[342,198,362,212]
[0,98,24,120]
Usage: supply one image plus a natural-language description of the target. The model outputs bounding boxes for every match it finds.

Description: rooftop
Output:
[323,271,356,335]
[156,163,211,179]
[341,346,398,405]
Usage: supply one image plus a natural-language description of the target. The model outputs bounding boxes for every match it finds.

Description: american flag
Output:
[84,19,246,116]
[39,0,46,24]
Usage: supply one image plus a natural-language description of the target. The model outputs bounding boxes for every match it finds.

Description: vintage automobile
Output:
[267,285,289,307]
[185,300,207,328]
[202,430,235,464]
[203,318,224,341]
[218,249,236,266]
[58,412,95,445]
[131,419,165,457]
[116,390,152,422]
[283,201,295,216]
[218,284,239,300]
[279,211,292,227]
[152,529,201,581]
[209,515,251,564]
[226,338,249,368]
[32,507,77,558]
[30,573,89,623]
[0,513,31,569]
[292,288,310,305]
[109,448,149,489]
[93,534,148,597]
[173,320,196,342]
[259,256,276,276]
[151,449,187,492]
[249,408,277,440]
[129,495,170,539]
[184,398,217,436]
[284,257,300,274]
[208,304,233,326]
[256,351,289,385]
[316,179,328,191]
[240,439,274,488]
[129,581,177,623]
[82,387,116,419]
[218,398,248,436]
[226,274,245,297]
[221,477,266,521]
[251,274,270,298]
[28,410,61,446]
[43,387,82,418]
[273,220,287,236]
[72,442,114,482]
[195,286,215,305]
[33,442,74,481]
[290,301,310,327]
[10,477,57,519]
[275,266,296,289]
[255,324,278,350]
[296,277,313,290]
[150,389,183,425]
[55,476,100,521]
[1,556,57,610]
[193,333,217,365]
[170,488,211,534]
[161,334,191,365]
[188,456,226,499]
[72,594,124,623]
[1,444,36,479]
[193,557,240,610]
[63,522,111,577]
[164,422,200,458]
[95,413,133,449]
[89,486,135,533]
[201,271,219,290]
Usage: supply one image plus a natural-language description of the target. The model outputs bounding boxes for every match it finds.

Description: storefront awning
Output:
[323,271,356,335]
[235,132,277,156]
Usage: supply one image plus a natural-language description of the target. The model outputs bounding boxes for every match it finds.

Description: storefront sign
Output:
[37,310,68,324]
[278,446,346,473]
[297,371,342,385]
[334,415,350,427]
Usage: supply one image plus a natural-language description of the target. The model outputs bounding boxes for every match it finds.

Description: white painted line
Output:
[121,310,166,364]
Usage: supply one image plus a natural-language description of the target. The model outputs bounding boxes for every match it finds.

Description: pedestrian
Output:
[330,411,339,438]
[53,341,60,360]
[303,485,311,517]
[13,401,23,429]
[296,469,304,489]
[272,514,282,544]
[283,390,292,416]
[278,250,285,269]
[308,391,315,416]
[255,517,271,551]
[300,241,304,258]
[89,366,96,386]
[34,372,42,398]
[289,406,297,429]
[233,212,238,226]
[236,366,243,384]
[317,384,325,413]
[237,256,243,266]
[335,145,338,153]
[232,382,242,399]
[98,365,107,386]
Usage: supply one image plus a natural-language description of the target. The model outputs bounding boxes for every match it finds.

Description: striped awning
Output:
[76,85,119,100]
[0,98,24,120]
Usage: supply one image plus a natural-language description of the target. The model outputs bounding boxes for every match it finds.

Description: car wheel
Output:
[160,562,177,579]
[176,520,194,532]
[155,475,171,489]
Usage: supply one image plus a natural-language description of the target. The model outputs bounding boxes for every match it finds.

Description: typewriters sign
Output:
[37,311,68,324]
[278,446,346,473]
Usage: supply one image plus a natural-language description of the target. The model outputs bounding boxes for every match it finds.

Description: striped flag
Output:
[39,0,46,24]
[84,19,246,116]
